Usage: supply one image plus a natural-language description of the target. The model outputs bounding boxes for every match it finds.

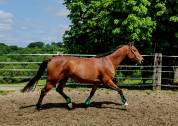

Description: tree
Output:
[0,42,66,83]
[148,0,178,84]
[151,0,178,55]
[0,43,11,54]
[27,42,45,48]
[63,0,157,54]
[63,0,178,84]
[63,0,178,55]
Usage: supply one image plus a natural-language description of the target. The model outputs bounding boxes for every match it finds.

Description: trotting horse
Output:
[21,42,143,110]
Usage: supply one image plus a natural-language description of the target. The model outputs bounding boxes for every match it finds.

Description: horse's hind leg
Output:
[56,77,73,109]
[36,80,56,110]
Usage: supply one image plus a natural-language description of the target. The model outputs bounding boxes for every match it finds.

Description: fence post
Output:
[153,53,162,90]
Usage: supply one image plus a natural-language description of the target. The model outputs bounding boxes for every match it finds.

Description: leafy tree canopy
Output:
[27,42,45,48]
[63,0,178,55]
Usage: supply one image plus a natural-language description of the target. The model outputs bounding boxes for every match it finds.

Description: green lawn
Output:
[0,79,153,86]
[0,90,14,95]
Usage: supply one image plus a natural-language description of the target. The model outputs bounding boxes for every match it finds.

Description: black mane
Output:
[95,45,124,58]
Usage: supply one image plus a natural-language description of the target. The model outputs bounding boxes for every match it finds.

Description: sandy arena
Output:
[0,88,178,126]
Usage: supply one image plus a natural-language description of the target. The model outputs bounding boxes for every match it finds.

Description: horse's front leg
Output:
[84,84,98,107]
[103,77,128,106]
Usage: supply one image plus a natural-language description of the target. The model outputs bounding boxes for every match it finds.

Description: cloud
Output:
[0,0,7,4]
[56,10,69,17]
[47,2,69,17]
[0,10,14,32]
[1,18,69,47]
[0,0,70,47]
[0,34,4,38]
[57,0,64,4]
[58,24,69,32]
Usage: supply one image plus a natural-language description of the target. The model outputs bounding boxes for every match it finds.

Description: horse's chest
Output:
[100,60,116,78]
[101,67,115,78]
[107,70,115,78]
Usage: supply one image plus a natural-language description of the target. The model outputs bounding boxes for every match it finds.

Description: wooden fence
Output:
[0,53,177,90]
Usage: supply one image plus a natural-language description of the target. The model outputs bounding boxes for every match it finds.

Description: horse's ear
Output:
[128,42,134,46]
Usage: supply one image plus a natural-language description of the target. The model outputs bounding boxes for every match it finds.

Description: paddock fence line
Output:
[0,53,177,90]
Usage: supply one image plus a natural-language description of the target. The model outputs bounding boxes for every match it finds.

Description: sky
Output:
[0,0,70,47]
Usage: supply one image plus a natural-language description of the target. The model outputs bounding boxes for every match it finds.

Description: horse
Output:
[21,42,143,110]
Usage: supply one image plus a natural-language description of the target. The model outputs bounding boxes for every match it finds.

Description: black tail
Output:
[21,59,49,92]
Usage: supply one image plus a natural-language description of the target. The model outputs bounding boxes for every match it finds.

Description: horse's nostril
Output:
[138,59,144,64]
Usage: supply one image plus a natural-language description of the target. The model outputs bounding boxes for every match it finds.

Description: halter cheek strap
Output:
[128,44,135,56]
[128,43,138,59]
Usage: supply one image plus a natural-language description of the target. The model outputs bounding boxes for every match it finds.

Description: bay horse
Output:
[21,42,143,110]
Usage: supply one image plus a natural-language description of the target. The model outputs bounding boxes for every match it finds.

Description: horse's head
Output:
[127,42,144,64]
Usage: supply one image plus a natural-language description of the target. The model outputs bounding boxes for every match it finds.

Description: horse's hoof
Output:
[120,102,128,110]
[124,102,128,106]
[84,99,92,108]
[36,104,42,111]
[84,104,90,108]
[67,103,73,110]
[121,105,127,110]
[84,102,92,108]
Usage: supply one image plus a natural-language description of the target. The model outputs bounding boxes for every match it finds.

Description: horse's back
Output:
[48,56,103,83]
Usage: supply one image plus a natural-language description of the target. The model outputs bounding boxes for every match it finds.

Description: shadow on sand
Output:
[20,101,127,110]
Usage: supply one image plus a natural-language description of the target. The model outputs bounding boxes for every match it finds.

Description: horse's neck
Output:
[107,46,128,68]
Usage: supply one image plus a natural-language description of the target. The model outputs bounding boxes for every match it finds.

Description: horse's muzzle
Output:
[138,58,144,64]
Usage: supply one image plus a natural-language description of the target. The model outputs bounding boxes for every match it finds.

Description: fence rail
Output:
[0,53,177,90]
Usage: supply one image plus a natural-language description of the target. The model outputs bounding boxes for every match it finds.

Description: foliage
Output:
[0,0,177,85]
[27,42,45,48]
[63,0,178,84]
[0,42,65,84]
[152,0,178,55]
[63,0,178,55]
[0,91,14,95]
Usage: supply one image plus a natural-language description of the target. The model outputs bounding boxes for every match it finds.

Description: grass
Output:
[0,79,153,87]
[0,90,14,95]
[0,78,155,91]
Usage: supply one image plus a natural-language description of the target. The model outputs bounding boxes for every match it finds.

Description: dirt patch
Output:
[0,88,178,126]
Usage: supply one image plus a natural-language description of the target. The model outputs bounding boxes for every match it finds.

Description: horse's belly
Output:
[68,60,101,84]
[70,74,101,84]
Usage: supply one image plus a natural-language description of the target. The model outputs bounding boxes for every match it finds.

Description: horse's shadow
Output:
[20,101,127,110]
